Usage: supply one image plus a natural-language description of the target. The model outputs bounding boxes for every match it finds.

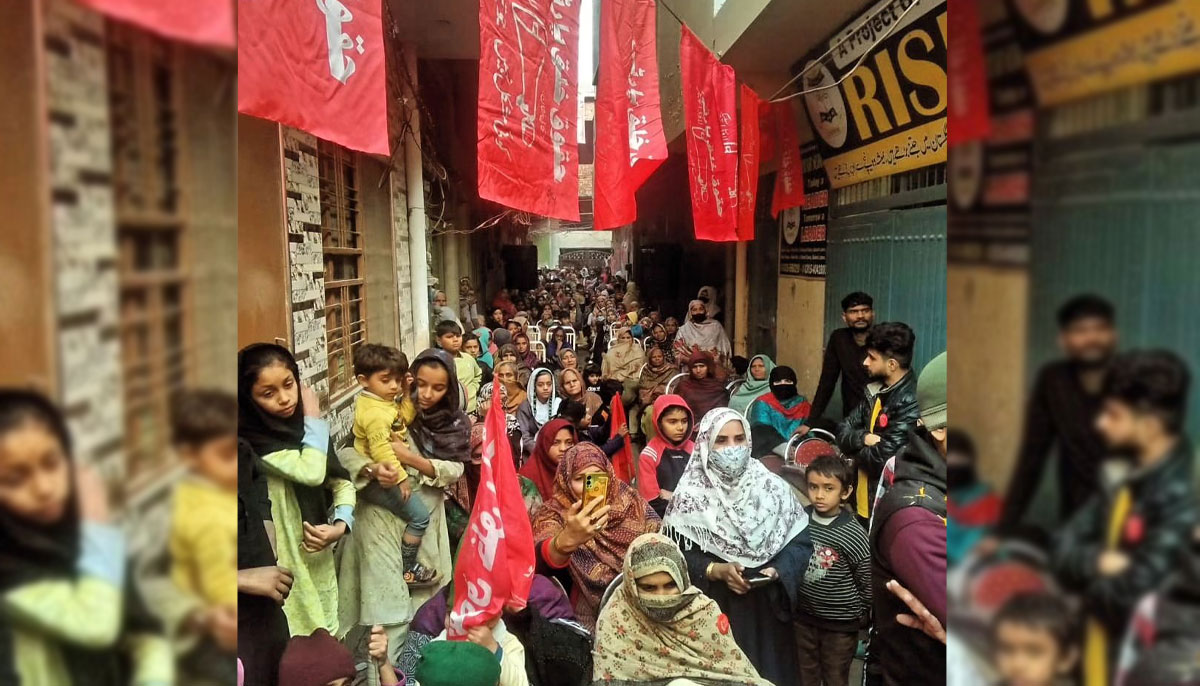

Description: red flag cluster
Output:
[448,379,536,637]
[78,0,234,48]
[594,0,668,231]
[477,0,583,221]
[238,0,389,155]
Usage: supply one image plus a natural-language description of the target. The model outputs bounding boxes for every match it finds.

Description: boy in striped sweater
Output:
[796,454,873,686]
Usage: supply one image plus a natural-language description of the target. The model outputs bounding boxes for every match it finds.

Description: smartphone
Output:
[747,574,777,589]
[582,473,610,509]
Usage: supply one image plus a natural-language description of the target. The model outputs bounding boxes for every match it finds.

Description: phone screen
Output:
[583,473,610,509]
[747,574,775,589]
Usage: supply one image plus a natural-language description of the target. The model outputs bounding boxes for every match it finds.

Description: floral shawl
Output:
[531,444,659,629]
[593,533,771,686]
[663,408,809,569]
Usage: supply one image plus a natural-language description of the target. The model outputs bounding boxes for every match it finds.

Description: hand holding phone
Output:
[582,473,610,510]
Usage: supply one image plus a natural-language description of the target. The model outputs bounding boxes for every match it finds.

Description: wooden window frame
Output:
[318,140,367,395]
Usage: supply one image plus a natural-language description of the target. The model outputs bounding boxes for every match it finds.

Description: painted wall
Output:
[775,277,827,401]
[947,264,1028,491]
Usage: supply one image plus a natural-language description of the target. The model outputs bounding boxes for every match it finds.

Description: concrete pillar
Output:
[733,241,749,356]
[724,243,736,337]
[403,45,430,344]
[444,228,460,317]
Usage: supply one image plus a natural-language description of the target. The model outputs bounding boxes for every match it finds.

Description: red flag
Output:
[948,0,991,146]
[593,0,667,231]
[77,0,234,48]
[770,102,805,218]
[737,85,762,241]
[757,99,776,163]
[448,379,536,638]
[681,26,739,242]
[478,0,582,221]
[608,398,636,484]
[238,0,388,155]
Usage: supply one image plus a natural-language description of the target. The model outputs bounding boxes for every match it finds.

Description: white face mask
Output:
[709,443,751,480]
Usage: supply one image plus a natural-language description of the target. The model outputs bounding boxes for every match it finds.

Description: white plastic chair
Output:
[664,373,689,395]
[599,572,624,611]
[562,325,577,349]
[530,339,547,363]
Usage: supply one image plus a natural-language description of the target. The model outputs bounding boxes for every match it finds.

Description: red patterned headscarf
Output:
[519,419,575,501]
[531,443,660,629]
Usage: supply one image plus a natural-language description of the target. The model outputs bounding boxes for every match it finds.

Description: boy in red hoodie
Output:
[637,395,695,517]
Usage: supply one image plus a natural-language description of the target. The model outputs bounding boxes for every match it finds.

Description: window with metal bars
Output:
[318,140,367,394]
[107,23,188,492]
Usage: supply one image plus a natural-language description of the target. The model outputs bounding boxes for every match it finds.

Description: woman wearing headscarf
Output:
[336,350,469,660]
[746,366,811,459]
[492,289,517,318]
[602,328,646,411]
[622,281,641,311]
[472,320,494,368]
[593,533,773,686]
[459,277,479,323]
[546,326,572,362]
[663,408,812,685]
[637,346,677,439]
[474,381,524,464]
[697,286,722,321]
[518,419,578,501]
[497,343,531,387]
[518,368,563,457]
[559,367,603,428]
[676,352,730,428]
[431,290,460,328]
[556,347,581,372]
[238,344,355,636]
[532,444,660,630]
[674,301,733,377]
[728,354,776,416]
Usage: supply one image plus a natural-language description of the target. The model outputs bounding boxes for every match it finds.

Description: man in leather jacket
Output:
[837,322,921,523]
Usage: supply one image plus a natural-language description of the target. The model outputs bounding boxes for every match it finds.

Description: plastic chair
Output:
[526,327,542,342]
[598,572,624,612]
[726,378,745,395]
[664,373,689,395]
[530,340,547,363]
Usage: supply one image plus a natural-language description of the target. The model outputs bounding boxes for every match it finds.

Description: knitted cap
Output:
[277,629,356,686]
[917,351,947,431]
[415,640,501,686]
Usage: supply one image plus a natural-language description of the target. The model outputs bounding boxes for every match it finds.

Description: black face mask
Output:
[699,296,710,303]
[946,465,976,490]
[771,383,798,401]
[691,314,707,324]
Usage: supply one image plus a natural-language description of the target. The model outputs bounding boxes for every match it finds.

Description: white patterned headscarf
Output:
[526,367,562,425]
[663,408,809,568]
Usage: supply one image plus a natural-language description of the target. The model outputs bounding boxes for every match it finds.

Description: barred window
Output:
[318,140,366,394]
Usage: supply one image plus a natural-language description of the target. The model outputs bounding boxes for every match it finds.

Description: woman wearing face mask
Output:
[593,533,773,686]
[663,408,812,686]
[747,366,812,459]
[696,286,722,321]
[673,301,732,377]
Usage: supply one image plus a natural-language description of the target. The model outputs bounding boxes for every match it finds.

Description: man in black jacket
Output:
[1052,349,1196,686]
[807,291,876,426]
[837,322,921,522]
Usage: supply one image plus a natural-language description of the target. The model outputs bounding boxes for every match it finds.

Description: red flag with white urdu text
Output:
[771,101,805,217]
[681,26,739,242]
[737,85,762,241]
[238,0,389,155]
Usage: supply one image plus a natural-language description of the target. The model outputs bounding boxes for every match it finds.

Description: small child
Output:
[169,389,240,685]
[438,320,482,412]
[585,366,602,395]
[991,593,1080,686]
[637,395,694,518]
[352,343,437,586]
[796,454,872,686]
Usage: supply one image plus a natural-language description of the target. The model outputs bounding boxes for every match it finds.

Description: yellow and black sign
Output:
[797,0,948,189]
[1011,0,1200,106]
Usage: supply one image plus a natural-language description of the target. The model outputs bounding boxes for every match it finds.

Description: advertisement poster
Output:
[780,143,829,278]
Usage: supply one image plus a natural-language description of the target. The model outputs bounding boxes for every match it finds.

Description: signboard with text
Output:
[797,0,948,189]
[780,144,829,278]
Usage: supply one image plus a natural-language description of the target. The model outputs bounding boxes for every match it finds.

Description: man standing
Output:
[999,295,1117,533]
[808,292,876,426]
[868,350,947,686]
[837,322,920,521]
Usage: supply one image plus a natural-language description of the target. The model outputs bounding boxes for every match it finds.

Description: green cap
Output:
[917,351,947,431]
[415,640,502,686]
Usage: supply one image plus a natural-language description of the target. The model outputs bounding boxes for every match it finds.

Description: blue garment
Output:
[474,327,494,367]
[748,394,809,441]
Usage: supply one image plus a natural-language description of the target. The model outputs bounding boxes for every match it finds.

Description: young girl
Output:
[0,390,171,684]
[238,343,354,637]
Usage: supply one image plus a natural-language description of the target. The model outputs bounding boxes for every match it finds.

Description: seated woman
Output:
[519,419,578,502]
[675,352,730,431]
[593,533,772,686]
[637,346,677,440]
[602,328,646,411]
[663,408,812,686]
[556,347,581,373]
[728,354,776,416]
[517,368,563,458]
[746,366,811,459]
[558,368,602,428]
[546,326,572,362]
[532,444,660,630]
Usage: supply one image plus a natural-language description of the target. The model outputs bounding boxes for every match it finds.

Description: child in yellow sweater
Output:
[352,344,436,585]
[169,389,239,684]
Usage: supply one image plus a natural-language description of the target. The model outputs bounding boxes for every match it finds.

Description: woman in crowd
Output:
[492,289,517,319]
[729,354,776,416]
[636,395,695,518]
[547,326,572,362]
[663,408,812,685]
[556,347,580,372]
[637,346,677,440]
[674,301,733,376]
[519,419,578,502]
[559,367,602,428]
[460,278,479,323]
[532,444,660,629]
[475,381,524,465]
[602,328,646,411]
[0,391,172,685]
[238,343,355,637]
[746,366,811,459]
[431,291,459,328]
[515,334,540,382]
[676,352,730,428]
[697,286,722,322]
[472,319,494,366]
[593,533,773,686]
[518,368,563,457]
